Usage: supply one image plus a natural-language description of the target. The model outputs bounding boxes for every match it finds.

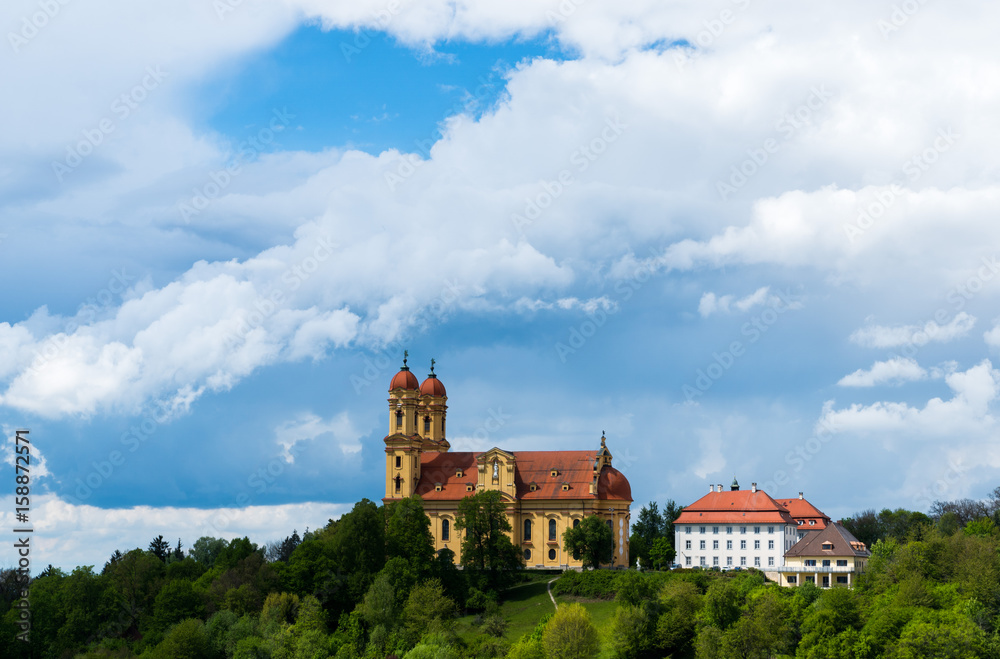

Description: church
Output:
[382,354,633,569]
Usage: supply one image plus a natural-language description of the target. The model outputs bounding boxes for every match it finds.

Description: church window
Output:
[548,548,556,560]
[396,410,403,428]
[606,520,612,532]
[524,519,532,541]
[573,519,580,528]
[394,475,401,493]
[441,418,445,433]
[524,548,531,560]
[424,416,430,434]
[549,519,557,541]
[442,519,450,541]
[395,456,401,469]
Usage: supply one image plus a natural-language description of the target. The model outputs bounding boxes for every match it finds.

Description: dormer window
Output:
[466,484,474,492]
[809,520,816,525]
[529,483,537,492]
[561,483,570,491]
[822,542,833,550]
[434,483,442,492]
[550,469,559,477]
[455,469,463,478]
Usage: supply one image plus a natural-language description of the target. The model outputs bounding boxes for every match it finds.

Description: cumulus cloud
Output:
[819,360,1000,437]
[848,312,977,349]
[0,493,349,572]
[837,357,928,387]
[698,286,782,317]
[275,411,362,463]
[985,320,1000,350]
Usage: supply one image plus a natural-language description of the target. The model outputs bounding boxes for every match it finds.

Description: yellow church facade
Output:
[381,356,633,569]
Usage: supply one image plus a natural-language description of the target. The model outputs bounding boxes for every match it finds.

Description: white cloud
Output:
[985,320,1000,350]
[848,312,977,349]
[698,286,783,317]
[692,426,725,479]
[275,411,362,463]
[819,359,1000,437]
[0,494,350,573]
[837,357,928,387]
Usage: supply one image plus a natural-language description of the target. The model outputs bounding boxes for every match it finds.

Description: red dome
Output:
[389,369,419,390]
[597,467,633,501]
[420,375,446,397]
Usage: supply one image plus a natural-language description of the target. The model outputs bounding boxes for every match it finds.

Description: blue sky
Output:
[2,0,1000,572]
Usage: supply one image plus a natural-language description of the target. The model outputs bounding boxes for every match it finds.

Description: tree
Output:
[543,603,599,659]
[648,537,675,570]
[563,515,613,570]
[190,537,227,568]
[403,578,456,642]
[149,535,171,562]
[385,496,435,575]
[455,490,522,589]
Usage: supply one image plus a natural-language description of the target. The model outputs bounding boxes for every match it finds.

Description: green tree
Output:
[190,537,228,568]
[610,604,655,658]
[722,588,792,659]
[105,548,165,630]
[648,537,675,569]
[150,578,205,635]
[403,578,456,642]
[563,515,613,570]
[386,496,435,575]
[656,579,701,656]
[149,535,171,562]
[543,603,599,659]
[699,578,741,630]
[454,490,522,589]
[143,618,211,659]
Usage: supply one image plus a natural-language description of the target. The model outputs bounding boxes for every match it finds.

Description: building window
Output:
[700,526,706,534]
[726,556,733,566]
[754,557,760,567]
[713,526,719,534]
[524,519,532,541]
[395,455,402,469]
[837,560,848,567]
[573,519,580,529]
[754,540,760,550]
[424,416,431,434]
[740,557,746,566]
[455,469,463,478]
[713,540,719,550]
[685,557,691,566]
[822,576,830,587]
[726,540,732,550]
[822,542,833,550]
[806,576,815,583]
[524,548,531,561]
[396,410,403,428]
[549,519,557,541]
[836,576,848,584]
[442,418,445,433]
[768,526,774,533]
[607,520,612,532]
[822,560,831,567]
[529,483,537,492]
[713,556,719,566]
[788,576,797,584]
[768,540,774,550]
[548,549,556,561]
[768,557,774,566]
[700,540,706,550]
[809,520,816,525]
[740,526,746,534]
[740,540,746,549]
[700,557,706,566]
[394,475,401,493]
[442,519,450,541]
[685,540,691,550]
[805,560,816,566]
[434,483,442,492]
[726,526,732,534]
[754,526,760,534]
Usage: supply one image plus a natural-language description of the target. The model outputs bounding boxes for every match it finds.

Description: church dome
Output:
[597,467,633,501]
[420,374,446,397]
[389,368,419,391]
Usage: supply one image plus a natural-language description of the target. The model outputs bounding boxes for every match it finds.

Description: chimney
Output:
[751,482,757,493]
[798,492,803,500]
[717,483,723,493]
[710,484,715,493]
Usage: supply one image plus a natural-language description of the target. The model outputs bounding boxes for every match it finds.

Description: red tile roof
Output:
[785,522,870,557]
[409,450,632,501]
[675,490,797,525]
[419,375,447,397]
[775,497,831,529]
[390,369,419,390]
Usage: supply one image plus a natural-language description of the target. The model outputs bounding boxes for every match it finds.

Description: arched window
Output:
[424,416,431,434]
[549,519,557,541]
[442,519,450,541]
[524,519,532,541]
[395,410,403,428]
[394,475,401,493]
[573,519,580,529]
[606,519,613,532]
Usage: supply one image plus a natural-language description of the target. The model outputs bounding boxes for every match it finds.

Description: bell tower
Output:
[384,351,422,500]
[418,358,449,451]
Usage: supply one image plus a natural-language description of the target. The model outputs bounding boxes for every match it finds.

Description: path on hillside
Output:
[547,577,558,611]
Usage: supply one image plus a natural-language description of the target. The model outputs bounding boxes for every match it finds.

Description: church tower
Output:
[384,352,423,499]
[417,358,449,451]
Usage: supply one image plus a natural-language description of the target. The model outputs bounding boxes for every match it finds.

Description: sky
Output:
[2,0,1000,573]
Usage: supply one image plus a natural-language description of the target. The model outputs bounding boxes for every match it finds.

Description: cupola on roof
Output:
[389,351,419,391]
[419,358,447,396]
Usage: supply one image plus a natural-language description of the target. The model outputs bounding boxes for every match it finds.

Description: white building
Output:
[673,480,801,570]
